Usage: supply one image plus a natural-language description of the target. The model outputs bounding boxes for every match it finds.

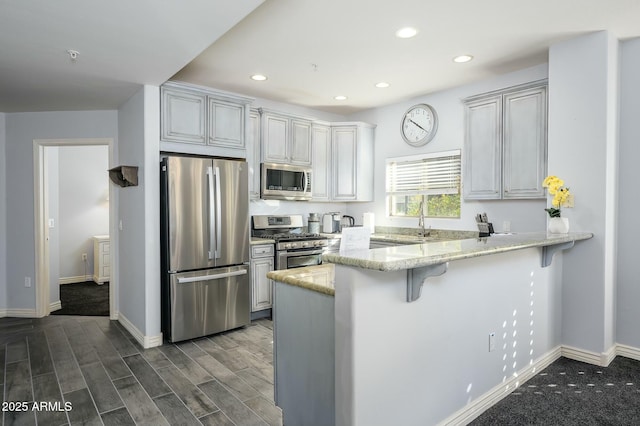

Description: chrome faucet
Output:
[418,201,430,237]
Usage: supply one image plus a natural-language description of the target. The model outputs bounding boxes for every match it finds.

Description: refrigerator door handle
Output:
[214,166,222,259]
[207,166,215,260]
[177,269,247,284]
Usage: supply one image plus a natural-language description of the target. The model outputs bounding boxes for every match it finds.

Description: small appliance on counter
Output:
[341,215,355,228]
[363,212,375,234]
[323,212,341,233]
[308,213,320,234]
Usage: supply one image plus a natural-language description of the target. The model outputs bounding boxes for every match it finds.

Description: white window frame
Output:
[386,149,461,218]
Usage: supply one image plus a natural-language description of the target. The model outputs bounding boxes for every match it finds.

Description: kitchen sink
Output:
[370,234,444,246]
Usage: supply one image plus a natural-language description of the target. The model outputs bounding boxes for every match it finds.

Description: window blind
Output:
[386,149,461,196]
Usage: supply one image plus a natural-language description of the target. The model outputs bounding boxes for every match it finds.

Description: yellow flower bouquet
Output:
[542,175,571,217]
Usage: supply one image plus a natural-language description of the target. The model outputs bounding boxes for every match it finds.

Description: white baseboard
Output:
[59,275,93,285]
[441,343,640,425]
[440,346,562,426]
[0,308,39,318]
[561,344,617,367]
[50,301,62,312]
[118,312,163,349]
[615,344,640,362]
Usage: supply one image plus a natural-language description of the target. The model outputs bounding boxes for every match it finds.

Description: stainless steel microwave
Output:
[261,163,312,201]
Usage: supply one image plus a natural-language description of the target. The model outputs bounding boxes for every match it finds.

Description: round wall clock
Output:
[400,103,438,146]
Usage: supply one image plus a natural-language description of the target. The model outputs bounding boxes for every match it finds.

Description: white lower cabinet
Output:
[250,243,274,312]
[93,235,110,284]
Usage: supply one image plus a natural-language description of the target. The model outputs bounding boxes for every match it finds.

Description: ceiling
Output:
[2,0,640,115]
[0,0,263,113]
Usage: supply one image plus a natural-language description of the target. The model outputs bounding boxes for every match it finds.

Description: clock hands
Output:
[408,118,427,132]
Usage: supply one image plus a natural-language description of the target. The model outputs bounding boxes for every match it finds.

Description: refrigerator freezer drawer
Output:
[169,265,250,342]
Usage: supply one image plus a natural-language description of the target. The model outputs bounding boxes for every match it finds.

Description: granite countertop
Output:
[320,227,478,244]
[267,264,335,296]
[322,232,593,272]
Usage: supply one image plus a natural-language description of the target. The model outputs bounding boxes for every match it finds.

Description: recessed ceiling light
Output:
[375,82,390,88]
[250,74,267,81]
[395,27,418,39]
[334,95,348,101]
[453,55,474,63]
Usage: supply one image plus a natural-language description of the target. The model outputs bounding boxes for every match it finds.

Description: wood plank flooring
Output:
[1,315,281,426]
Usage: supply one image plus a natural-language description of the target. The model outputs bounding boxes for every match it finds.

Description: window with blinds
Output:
[386,149,461,218]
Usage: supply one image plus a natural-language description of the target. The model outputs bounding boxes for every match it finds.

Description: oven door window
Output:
[286,253,322,269]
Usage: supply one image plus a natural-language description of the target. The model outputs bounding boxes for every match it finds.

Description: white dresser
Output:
[93,235,110,284]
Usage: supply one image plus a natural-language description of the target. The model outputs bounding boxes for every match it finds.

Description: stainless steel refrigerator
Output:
[160,155,250,342]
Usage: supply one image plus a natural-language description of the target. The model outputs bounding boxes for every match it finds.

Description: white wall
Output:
[616,38,640,348]
[548,31,618,353]
[57,146,109,280]
[5,111,118,311]
[0,113,6,311]
[345,64,549,233]
[117,85,161,340]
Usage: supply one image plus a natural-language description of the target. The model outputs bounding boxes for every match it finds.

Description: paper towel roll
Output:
[362,212,375,234]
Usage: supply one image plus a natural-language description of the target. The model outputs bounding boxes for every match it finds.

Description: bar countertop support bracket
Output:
[541,241,575,268]
[406,262,448,302]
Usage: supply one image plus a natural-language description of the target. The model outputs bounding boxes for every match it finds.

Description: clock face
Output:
[401,104,438,146]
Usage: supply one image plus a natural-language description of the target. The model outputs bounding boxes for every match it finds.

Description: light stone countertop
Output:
[267,264,335,296]
[323,232,593,272]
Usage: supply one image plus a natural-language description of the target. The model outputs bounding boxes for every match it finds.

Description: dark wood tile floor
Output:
[1,315,281,426]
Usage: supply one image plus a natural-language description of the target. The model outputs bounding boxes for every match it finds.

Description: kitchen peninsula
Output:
[268,231,593,426]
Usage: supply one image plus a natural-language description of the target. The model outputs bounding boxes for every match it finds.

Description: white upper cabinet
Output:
[463,80,547,200]
[330,123,375,202]
[247,109,262,200]
[261,110,312,166]
[502,86,547,199]
[208,98,245,150]
[290,119,312,165]
[311,123,331,201]
[161,87,206,144]
[160,81,253,158]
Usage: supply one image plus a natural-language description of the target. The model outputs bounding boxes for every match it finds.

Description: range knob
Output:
[302,242,309,248]
[284,243,292,249]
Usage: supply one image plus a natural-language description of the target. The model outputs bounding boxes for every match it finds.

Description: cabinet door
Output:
[248,109,261,199]
[208,98,245,149]
[463,95,502,200]
[290,119,312,165]
[503,86,547,199]
[263,114,289,163]
[332,126,358,200]
[161,88,206,144]
[251,257,274,312]
[312,124,331,201]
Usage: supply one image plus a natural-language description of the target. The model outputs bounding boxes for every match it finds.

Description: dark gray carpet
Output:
[52,281,109,316]
[471,356,640,425]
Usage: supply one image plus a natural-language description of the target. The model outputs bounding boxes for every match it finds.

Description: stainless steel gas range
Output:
[252,215,328,270]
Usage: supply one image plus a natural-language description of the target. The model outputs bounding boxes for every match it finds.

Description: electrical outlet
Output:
[25,277,31,288]
[81,253,87,261]
[489,332,496,352]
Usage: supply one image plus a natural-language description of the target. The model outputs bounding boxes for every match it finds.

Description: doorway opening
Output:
[34,138,117,318]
